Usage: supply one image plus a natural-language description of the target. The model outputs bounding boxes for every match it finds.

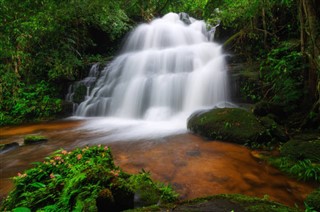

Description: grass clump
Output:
[1,145,178,211]
[269,157,320,182]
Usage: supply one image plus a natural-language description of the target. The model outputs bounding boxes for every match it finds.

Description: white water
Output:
[73,13,231,141]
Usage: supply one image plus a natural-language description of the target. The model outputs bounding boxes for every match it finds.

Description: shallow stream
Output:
[0,119,315,208]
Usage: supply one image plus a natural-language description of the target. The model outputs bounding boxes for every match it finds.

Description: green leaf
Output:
[30,182,46,188]
[13,207,31,212]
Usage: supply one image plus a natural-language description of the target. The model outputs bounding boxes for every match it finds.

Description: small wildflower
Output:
[54,156,62,161]
[104,146,109,151]
[110,170,120,177]
[77,154,82,160]
[61,150,68,155]
[98,144,101,148]
[50,173,55,179]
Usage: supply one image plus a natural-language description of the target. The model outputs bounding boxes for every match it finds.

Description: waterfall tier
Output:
[74,12,230,122]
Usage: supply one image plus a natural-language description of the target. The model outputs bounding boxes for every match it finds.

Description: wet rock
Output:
[179,12,191,25]
[0,142,19,153]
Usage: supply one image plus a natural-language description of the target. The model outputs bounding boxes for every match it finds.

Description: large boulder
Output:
[281,138,320,163]
[187,108,286,144]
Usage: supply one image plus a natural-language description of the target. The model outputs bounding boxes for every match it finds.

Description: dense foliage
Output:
[1,145,178,211]
[209,0,319,121]
[1,0,319,126]
[0,0,131,125]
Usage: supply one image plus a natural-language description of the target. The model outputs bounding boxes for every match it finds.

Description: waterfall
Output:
[70,13,231,140]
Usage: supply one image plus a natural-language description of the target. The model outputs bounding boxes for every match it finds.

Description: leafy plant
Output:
[260,42,304,111]
[269,157,320,182]
[1,145,178,211]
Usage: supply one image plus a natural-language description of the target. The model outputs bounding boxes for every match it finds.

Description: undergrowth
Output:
[269,157,320,182]
[0,145,178,211]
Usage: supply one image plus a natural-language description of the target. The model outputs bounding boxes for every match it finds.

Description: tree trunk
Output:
[301,0,319,104]
[262,5,267,47]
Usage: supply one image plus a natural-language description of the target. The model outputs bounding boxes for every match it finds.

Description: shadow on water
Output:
[0,119,316,208]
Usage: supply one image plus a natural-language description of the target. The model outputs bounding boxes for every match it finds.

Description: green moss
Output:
[23,135,48,145]
[305,188,320,211]
[281,139,320,162]
[73,84,87,104]
[125,194,298,212]
[188,108,270,144]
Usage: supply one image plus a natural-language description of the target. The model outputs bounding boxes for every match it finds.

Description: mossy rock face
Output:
[281,139,320,162]
[24,135,48,145]
[305,188,320,211]
[0,142,19,152]
[73,84,87,104]
[187,108,273,144]
[128,194,299,212]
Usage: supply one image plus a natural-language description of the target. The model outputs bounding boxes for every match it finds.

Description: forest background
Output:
[0,0,319,128]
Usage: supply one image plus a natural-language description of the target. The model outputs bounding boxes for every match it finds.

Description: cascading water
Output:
[71,13,231,140]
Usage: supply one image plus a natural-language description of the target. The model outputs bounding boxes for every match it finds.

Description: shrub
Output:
[1,145,178,211]
[305,188,320,212]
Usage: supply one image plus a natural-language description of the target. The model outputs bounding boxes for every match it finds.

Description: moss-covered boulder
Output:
[305,188,320,211]
[187,108,285,144]
[24,135,48,145]
[281,139,320,162]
